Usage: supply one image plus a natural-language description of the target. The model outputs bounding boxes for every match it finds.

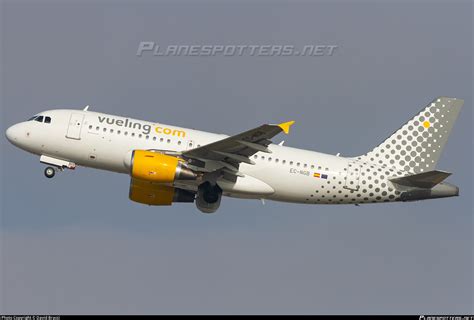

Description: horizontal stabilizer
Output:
[389,170,451,189]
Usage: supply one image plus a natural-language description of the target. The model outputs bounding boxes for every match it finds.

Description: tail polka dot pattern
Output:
[359,97,464,174]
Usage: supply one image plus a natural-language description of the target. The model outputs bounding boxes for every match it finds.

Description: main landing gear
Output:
[44,166,56,178]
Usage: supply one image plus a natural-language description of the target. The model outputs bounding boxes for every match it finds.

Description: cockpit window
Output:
[28,115,51,123]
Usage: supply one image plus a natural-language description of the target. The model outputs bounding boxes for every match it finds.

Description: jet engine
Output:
[125,150,197,183]
[129,178,195,206]
[196,181,222,213]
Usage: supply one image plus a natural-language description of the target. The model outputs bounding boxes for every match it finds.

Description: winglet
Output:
[278,121,295,134]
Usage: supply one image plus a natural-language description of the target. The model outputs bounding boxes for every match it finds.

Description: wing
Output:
[182,121,295,174]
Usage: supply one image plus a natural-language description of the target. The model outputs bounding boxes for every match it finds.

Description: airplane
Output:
[5,97,463,213]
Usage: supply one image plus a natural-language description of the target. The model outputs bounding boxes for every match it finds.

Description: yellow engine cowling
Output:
[129,178,195,206]
[126,150,197,183]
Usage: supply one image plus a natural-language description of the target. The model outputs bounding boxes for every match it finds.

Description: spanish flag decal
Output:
[313,172,328,179]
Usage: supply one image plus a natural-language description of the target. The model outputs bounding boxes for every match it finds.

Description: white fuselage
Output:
[6,109,453,205]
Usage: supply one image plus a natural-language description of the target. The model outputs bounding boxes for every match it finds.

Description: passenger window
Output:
[153,137,157,141]
[44,117,51,124]
[35,116,44,122]
[178,141,182,145]
[282,160,286,164]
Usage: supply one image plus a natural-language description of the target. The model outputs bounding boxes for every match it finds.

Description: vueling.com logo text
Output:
[98,116,186,138]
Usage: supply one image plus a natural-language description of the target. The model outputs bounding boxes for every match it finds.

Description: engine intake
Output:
[196,182,222,214]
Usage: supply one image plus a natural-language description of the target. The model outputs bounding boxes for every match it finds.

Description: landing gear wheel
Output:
[44,166,55,178]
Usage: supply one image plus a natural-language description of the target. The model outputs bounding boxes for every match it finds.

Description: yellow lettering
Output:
[173,130,186,138]
[154,126,187,138]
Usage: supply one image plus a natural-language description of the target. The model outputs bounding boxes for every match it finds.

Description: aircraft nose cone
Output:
[5,124,21,145]
[5,125,15,143]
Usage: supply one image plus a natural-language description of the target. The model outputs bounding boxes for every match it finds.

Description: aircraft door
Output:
[66,113,85,140]
[344,161,361,191]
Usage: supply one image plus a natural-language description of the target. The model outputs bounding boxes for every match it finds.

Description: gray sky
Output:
[1,0,472,314]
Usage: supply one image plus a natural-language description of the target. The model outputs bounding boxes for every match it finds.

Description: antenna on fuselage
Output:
[83,105,90,111]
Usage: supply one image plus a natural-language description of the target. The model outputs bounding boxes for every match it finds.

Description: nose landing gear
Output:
[40,155,76,179]
[44,166,56,178]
